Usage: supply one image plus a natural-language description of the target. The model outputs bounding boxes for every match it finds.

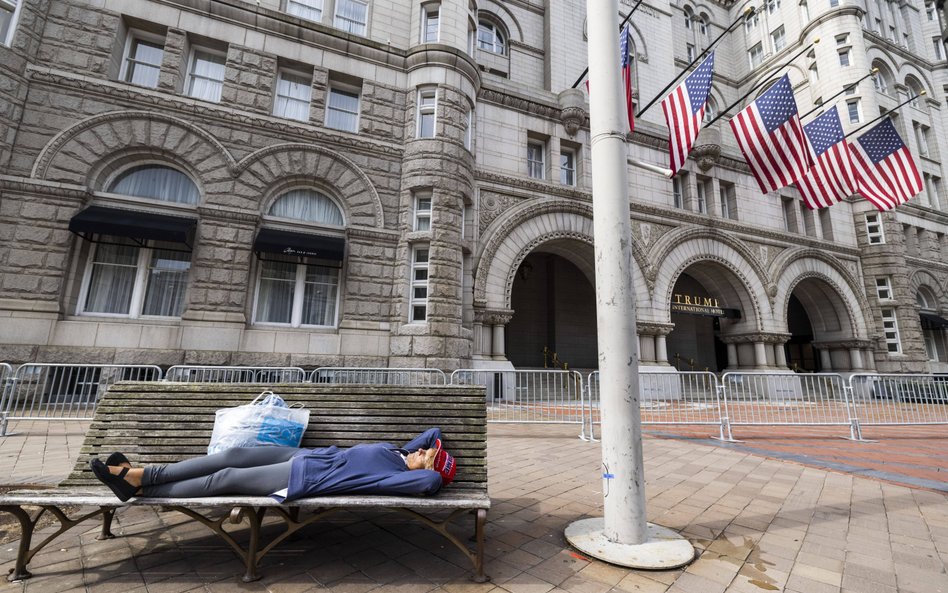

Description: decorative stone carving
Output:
[479,191,518,231]
[720,332,791,344]
[637,322,675,336]
[557,89,587,137]
[690,126,722,172]
[474,309,514,325]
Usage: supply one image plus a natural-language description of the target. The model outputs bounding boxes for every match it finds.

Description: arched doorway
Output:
[917,285,948,370]
[665,271,737,372]
[506,247,598,369]
[785,294,818,371]
[784,276,858,371]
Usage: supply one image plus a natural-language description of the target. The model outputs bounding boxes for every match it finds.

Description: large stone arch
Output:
[649,229,771,332]
[32,111,236,193]
[473,199,649,311]
[234,143,384,228]
[771,249,871,340]
[911,269,947,309]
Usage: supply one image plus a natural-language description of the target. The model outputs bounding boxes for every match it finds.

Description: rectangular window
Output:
[463,108,473,150]
[82,238,191,318]
[927,1,935,20]
[847,99,861,123]
[686,43,696,61]
[934,38,944,60]
[527,141,545,179]
[933,177,943,209]
[254,257,339,327]
[273,69,313,122]
[0,0,20,46]
[560,149,576,186]
[749,43,764,68]
[838,49,850,66]
[696,177,711,214]
[186,48,226,103]
[122,33,165,88]
[881,308,901,353]
[719,182,738,219]
[875,276,893,300]
[287,0,323,21]
[819,208,833,240]
[800,202,817,236]
[673,174,686,208]
[410,246,430,322]
[836,33,849,45]
[865,212,885,244]
[414,192,432,231]
[422,3,440,42]
[772,26,786,51]
[782,196,798,232]
[829,0,838,7]
[326,85,360,132]
[335,0,368,35]
[417,88,437,138]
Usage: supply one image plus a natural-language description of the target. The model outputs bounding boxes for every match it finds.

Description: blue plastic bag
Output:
[207,391,310,454]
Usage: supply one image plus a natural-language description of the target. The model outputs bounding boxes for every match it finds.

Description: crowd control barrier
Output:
[165,365,307,383]
[311,367,447,385]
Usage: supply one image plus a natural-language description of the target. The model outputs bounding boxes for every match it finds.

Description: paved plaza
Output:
[0,421,946,593]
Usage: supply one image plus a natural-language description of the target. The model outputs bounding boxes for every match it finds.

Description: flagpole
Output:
[570,0,645,89]
[800,68,879,120]
[636,5,756,118]
[845,91,925,138]
[706,38,820,126]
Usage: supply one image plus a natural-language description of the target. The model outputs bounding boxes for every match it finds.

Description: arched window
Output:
[918,286,938,311]
[108,165,200,204]
[269,189,344,226]
[905,76,925,107]
[684,6,694,29]
[703,95,717,123]
[871,61,892,95]
[477,19,506,55]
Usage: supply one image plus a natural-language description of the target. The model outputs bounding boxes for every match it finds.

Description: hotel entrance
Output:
[666,273,735,372]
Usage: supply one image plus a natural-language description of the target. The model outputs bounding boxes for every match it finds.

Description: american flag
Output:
[620,25,634,133]
[849,118,922,210]
[661,51,715,175]
[795,106,856,209]
[729,75,812,193]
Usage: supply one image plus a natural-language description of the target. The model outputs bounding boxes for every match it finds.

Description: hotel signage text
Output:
[671,293,741,318]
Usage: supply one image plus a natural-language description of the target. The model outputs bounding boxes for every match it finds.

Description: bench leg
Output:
[241,507,267,583]
[97,507,116,540]
[4,506,34,581]
[472,509,488,583]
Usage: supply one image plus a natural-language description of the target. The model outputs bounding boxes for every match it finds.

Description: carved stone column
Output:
[638,322,675,365]
[477,309,514,360]
[819,349,833,371]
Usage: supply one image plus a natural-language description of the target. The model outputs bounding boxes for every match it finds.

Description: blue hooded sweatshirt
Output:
[273,427,444,502]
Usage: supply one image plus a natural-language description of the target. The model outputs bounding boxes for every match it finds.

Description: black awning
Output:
[69,206,196,247]
[253,228,345,261]
[920,312,948,329]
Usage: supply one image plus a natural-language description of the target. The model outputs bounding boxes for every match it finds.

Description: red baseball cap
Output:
[432,438,457,485]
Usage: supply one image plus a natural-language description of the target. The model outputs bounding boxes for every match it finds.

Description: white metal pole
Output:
[585,0,647,546]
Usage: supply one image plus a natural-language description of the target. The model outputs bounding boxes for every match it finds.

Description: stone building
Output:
[0,0,946,374]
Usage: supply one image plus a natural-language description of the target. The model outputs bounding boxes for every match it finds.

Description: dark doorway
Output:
[666,273,730,372]
[785,293,820,371]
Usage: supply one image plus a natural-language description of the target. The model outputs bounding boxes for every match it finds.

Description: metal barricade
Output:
[310,367,447,385]
[165,366,307,383]
[450,369,587,434]
[0,363,163,435]
[586,371,722,441]
[719,372,856,440]
[849,373,948,427]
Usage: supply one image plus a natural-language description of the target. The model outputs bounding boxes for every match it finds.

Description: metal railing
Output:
[849,373,948,426]
[311,367,447,385]
[0,364,163,435]
[586,371,723,440]
[165,365,307,383]
[451,369,589,436]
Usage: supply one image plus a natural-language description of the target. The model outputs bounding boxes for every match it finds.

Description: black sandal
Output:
[90,458,138,502]
[105,452,130,467]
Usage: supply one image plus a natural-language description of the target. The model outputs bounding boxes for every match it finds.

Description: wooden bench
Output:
[0,382,489,583]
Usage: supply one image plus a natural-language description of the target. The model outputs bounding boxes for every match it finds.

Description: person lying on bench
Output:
[90,427,456,503]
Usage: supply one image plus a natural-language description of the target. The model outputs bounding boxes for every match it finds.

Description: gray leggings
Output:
[141,446,300,497]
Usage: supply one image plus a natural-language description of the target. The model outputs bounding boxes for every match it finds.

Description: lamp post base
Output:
[564,518,695,569]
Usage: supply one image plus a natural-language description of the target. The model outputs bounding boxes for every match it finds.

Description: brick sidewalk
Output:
[0,422,946,592]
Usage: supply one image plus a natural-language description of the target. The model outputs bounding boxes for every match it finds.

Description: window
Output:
[0,0,20,46]
[934,38,944,60]
[673,174,686,208]
[326,85,360,132]
[699,17,708,35]
[414,192,432,231]
[836,33,849,45]
[874,17,882,32]
[865,212,885,244]
[809,63,819,84]
[799,0,809,20]
[881,308,901,353]
[81,238,191,318]
[847,100,861,123]
[914,123,930,157]
[416,88,437,138]
[696,177,711,213]
[287,0,323,22]
[477,20,506,54]
[463,107,473,150]
[932,177,943,209]
[782,196,798,232]
[273,69,312,122]
[927,1,935,19]
[687,43,696,61]
[270,189,344,225]
[744,10,759,31]
[335,0,368,35]
[684,7,693,29]
[527,141,545,179]
[108,165,200,204]
[838,49,850,66]
[409,246,429,322]
[560,149,576,186]
[749,43,763,68]
[772,26,786,51]
[818,208,833,239]
[766,0,780,13]
[254,256,340,327]
[422,3,440,43]
[875,276,893,300]
[719,182,738,219]
[186,48,226,103]
[829,0,838,6]
[800,203,817,236]
[873,71,888,94]
[121,32,164,88]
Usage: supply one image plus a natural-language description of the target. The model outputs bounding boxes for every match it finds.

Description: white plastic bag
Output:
[207,391,310,454]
